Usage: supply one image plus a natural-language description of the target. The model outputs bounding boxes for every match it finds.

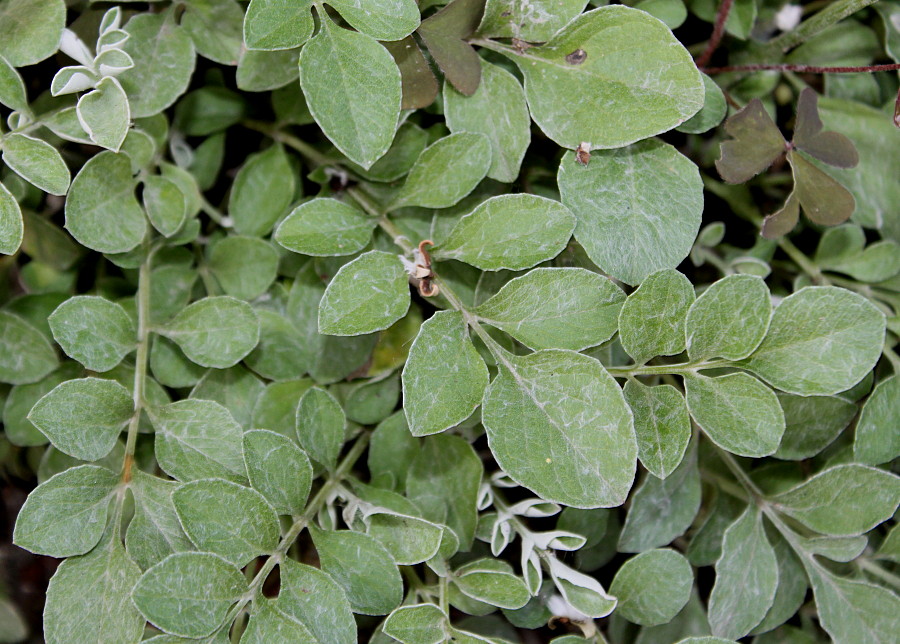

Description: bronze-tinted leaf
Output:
[761,191,800,239]
[715,99,786,184]
[417,0,486,96]
[790,149,856,226]
[384,36,439,109]
[792,88,859,169]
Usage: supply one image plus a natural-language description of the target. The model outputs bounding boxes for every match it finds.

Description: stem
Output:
[705,62,900,74]
[606,359,731,378]
[199,195,231,228]
[776,235,830,285]
[243,119,335,168]
[695,0,736,68]
[762,0,881,55]
[882,343,900,374]
[856,557,900,590]
[438,577,449,614]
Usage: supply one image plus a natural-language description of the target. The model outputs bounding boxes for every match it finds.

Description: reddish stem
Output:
[894,87,900,128]
[703,62,900,74]
[695,0,735,68]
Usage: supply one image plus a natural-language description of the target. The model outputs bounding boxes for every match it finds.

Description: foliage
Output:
[1,0,899,643]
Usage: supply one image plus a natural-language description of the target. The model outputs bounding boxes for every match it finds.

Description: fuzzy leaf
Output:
[0,311,58,385]
[49,296,135,372]
[142,175,187,237]
[1,133,70,196]
[77,77,130,152]
[243,0,314,50]
[275,198,376,257]
[161,296,260,368]
[229,144,295,236]
[275,559,357,644]
[243,430,312,516]
[478,0,588,41]
[208,236,279,300]
[609,548,693,626]
[126,470,193,570]
[685,275,771,361]
[618,269,695,364]
[327,0,419,41]
[0,180,23,255]
[0,0,66,67]
[295,387,345,471]
[623,381,691,480]
[854,376,900,465]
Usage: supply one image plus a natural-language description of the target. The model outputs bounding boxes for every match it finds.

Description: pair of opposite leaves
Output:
[716,88,859,239]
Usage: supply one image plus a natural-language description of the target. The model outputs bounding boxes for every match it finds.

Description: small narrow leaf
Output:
[49,296,135,372]
[0,180,23,255]
[0,53,29,111]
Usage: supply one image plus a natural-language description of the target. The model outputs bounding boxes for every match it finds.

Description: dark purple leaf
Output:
[384,36,439,110]
[761,191,800,239]
[790,150,856,226]
[792,88,859,169]
[417,0,486,96]
[715,99,786,184]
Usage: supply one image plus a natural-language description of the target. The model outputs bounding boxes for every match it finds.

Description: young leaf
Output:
[243,0,314,50]
[207,236,279,300]
[275,198,375,257]
[548,557,617,618]
[295,386,345,471]
[474,268,624,351]
[318,250,410,336]
[229,144,295,236]
[685,275,771,361]
[557,140,703,286]
[0,311,58,385]
[435,194,575,271]
[125,469,193,570]
[478,0,589,41]
[77,77,131,152]
[623,381,691,480]
[402,310,488,437]
[384,603,449,644]
[609,548,693,626]
[132,552,247,638]
[715,99,786,184]
[160,296,260,368]
[327,0,420,41]
[854,376,900,465]
[299,18,401,169]
[482,349,637,508]
[48,295,135,372]
[1,133,70,196]
[243,429,312,516]
[142,175,187,237]
[0,0,66,67]
[454,559,531,610]
[275,559,357,644]
[416,0,485,96]
[618,269,695,364]
[0,180,23,255]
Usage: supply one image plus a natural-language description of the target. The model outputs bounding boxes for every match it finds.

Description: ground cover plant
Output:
[0,0,899,642]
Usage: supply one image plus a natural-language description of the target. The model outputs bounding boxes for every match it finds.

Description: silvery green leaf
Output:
[435,194,576,271]
[677,72,727,134]
[208,236,279,300]
[180,0,243,65]
[243,429,312,516]
[444,60,530,183]
[343,373,401,425]
[482,349,636,508]
[161,296,260,368]
[503,6,703,149]
[43,525,143,644]
[174,86,246,136]
[49,295,135,371]
[474,267,624,351]
[708,507,778,640]
[173,478,280,566]
[1,133,70,196]
[229,144,295,236]
[0,0,66,67]
[775,393,856,460]
[13,464,117,557]
[76,77,131,152]
[151,399,246,483]
[877,524,900,562]
[94,48,134,76]
[368,412,419,492]
[619,446,700,552]
[240,598,315,643]
[384,603,449,644]
[318,250,410,336]
[0,180,23,255]
[402,310,488,437]
[191,366,264,429]
[684,373,785,458]
[243,0,314,50]
[160,161,202,218]
[3,364,80,447]
[752,529,808,635]
[275,559,357,644]
[243,309,308,381]
[392,132,491,209]
[236,47,299,92]
[854,375,900,465]
[28,377,132,461]
[142,175,187,237]
[132,552,247,638]
[327,0,419,41]
[299,18,401,169]
[478,0,588,41]
[275,198,376,257]
[407,434,482,550]
[548,557,617,618]
[740,286,885,396]
[685,275,771,361]
[0,311,58,385]
[125,469,193,570]
[150,336,206,389]
[454,559,531,610]
[623,380,691,479]
[118,11,196,118]
[618,269,694,364]
[0,54,28,111]
[796,533,867,563]
[558,140,703,285]
[64,151,146,254]
[310,526,403,615]
[770,464,900,536]
[365,511,444,565]
[296,386,345,470]
[609,548,693,626]
[252,379,314,437]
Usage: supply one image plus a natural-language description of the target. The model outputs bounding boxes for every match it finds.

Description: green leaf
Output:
[243,309,308,381]
[77,77,131,152]
[150,336,206,388]
[310,526,403,615]
[142,175,187,237]
[48,296,135,371]
[609,548,693,626]
[240,598,315,643]
[295,386,345,470]
[677,72,727,134]
[243,0,314,50]
[208,236,279,300]
[770,464,900,536]
[715,99,786,184]
[133,552,247,638]
[275,198,376,257]
[685,275,771,361]
[623,380,691,480]
[0,310,58,385]
[229,144,295,236]
[326,0,419,41]
[365,510,444,565]
[191,365,264,429]
[478,0,588,41]
[618,269,695,364]
[28,377,132,461]
[43,526,143,644]
[788,149,855,227]
[854,375,900,465]
[236,47,300,92]
[775,393,857,461]
[548,557,617,618]
[474,267,624,351]
[299,18,401,169]
[416,0,485,96]
[454,559,531,610]
[740,286,885,396]
[1,133,70,196]
[482,349,636,508]
[13,464,117,557]
[161,296,260,368]
[444,60,530,183]
[318,250,410,336]
[752,529,808,635]
[435,194,575,271]
[173,478,280,566]
[504,6,702,149]
[384,603,448,644]
[557,140,703,286]
[3,364,79,447]
[180,0,243,65]
[151,399,246,483]
[275,559,357,644]
[684,373,785,458]
[0,53,28,111]
[0,180,23,255]
[392,132,491,209]
[119,11,196,118]
[126,469,194,570]
[402,310,488,437]
[175,87,246,136]
[243,429,312,516]
[0,0,66,66]
[368,412,419,491]
[708,507,778,640]
[64,151,146,254]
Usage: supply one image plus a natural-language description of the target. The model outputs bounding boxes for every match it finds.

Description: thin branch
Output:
[695,0,735,68]
[704,62,900,74]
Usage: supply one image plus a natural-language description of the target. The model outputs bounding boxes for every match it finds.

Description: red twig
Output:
[703,62,900,74]
[695,0,735,68]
